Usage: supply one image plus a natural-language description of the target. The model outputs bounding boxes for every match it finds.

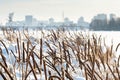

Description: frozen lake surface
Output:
[0,29,120,80]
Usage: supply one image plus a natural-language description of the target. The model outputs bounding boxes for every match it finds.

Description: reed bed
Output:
[0,27,119,80]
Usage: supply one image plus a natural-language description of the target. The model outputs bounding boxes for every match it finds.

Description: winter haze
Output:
[0,0,120,24]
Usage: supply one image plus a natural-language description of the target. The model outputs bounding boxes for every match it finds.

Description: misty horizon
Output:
[1,0,120,24]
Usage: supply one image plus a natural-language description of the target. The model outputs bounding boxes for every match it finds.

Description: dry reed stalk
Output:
[43,60,47,80]
[107,63,117,80]
[45,42,53,53]
[26,41,29,56]
[25,61,29,80]
[70,46,78,61]
[59,42,65,80]
[62,41,69,72]
[0,62,13,80]
[48,76,61,80]
[66,50,71,67]
[65,70,73,80]
[94,68,103,80]
[40,38,43,66]
[59,42,63,64]
[31,51,36,69]
[91,55,95,80]
[28,60,37,80]
[106,48,109,64]
[87,39,91,55]
[85,64,93,79]
[26,45,36,61]
[66,63,69,74]
[24,69,32,80]
[61,67,65,80]
[0,40,9,55]
[10,50,17,67]
[22,62,24,80]
[45,57,61,77]
[84,43,87,59]
[0,70,7,80]
[63,58,75,71]
[22,42,29,79]
[95,59,101,73]
[51,30,57,41]
[82,64,91,79]
[86,64,97,80]
[98,53,106,71]
[106,73,108,80]
[17,38,21,62]
[116,67,120,79]
[18,30,22,46]
[10,50,17,59]
[45,62,55,70]
[0,48,8,67]
[0,71,7,80]
[15,45,17,54]
[25,45,36,77]
[88,54,93,67]
[30,50,40,59]
[22,42,25,63]
[110,44,113,58]
[116,43,120,51]
[118,55,120,67]
[34,60,41,74]
[29,50,41,74]
[84,67,88,80]
[77,53,83,70]
[23,32,33,47]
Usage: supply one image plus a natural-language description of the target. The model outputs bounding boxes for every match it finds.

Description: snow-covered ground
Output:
[0,29,120,80]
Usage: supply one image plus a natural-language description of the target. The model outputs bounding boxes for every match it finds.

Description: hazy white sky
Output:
[0,0,120,24]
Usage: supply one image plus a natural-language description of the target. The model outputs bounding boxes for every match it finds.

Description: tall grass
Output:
[0,27,119,80]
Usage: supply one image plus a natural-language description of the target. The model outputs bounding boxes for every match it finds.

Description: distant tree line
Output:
[90,18,120,31]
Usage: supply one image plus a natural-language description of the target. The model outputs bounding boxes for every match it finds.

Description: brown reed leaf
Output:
[26,45,36,61]
[45,57,61,77]
[107,63,117,80]
[0,40,9,55]
[84,67,88,80]
[116,67,120,79]
[91,55,95,80]
[28,60,37,80]
[24,69,32,80]
[43,60,47,80]
[65,70,73,80]
[116,43,120,51]
[106,73,108,80]
[118,55,120,67]
[86,64,97,80]
[0,70,7,80]
[0,62,13,80]
[0,48,8,67]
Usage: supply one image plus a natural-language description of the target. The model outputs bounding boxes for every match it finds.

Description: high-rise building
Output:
[25,15,33,25]
[110,14,116,20]
[77,17,89,29]
[49,18,54,24]
[93,14,107,20]
[78,17,84,23]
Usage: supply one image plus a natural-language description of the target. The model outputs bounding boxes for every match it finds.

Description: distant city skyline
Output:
[1,0,120,24]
